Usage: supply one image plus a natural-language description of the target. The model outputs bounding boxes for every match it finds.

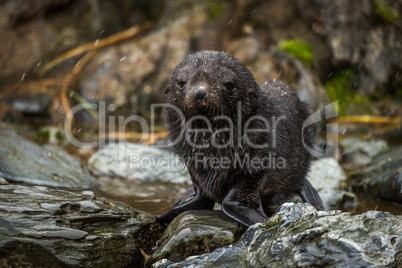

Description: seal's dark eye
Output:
[224,82,234,92]
[178,81,186,88]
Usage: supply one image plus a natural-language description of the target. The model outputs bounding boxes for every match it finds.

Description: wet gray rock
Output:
[307,157,355,210]
[8,93,52,116]
[153,203,402,267]
[88,143,191,206]
[149,210,245,264]
[0,128,99,188]
[88,143,190,184]
[341,137,389,169]
[348,145,402,203]
[296,0,402,95]
[0,184,164,267]
[342,138,389,158]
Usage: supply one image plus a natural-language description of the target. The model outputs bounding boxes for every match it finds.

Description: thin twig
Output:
[39,21,154,76]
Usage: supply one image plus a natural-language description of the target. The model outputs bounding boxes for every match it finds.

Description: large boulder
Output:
[0,128,99,188]
[152,203,402,267]
[0,184,164,267]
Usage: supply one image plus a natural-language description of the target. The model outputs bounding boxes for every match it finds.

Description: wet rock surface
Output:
[0,128,99,188]
[341,137,389,170]
[348,145,402,203]
[152,203,402,268]
[296,0,402,95]
[149,210,245,264]
[0,184,164,267]
[88,143,190,184]
[88,143,191,213]
[307,157,355,210]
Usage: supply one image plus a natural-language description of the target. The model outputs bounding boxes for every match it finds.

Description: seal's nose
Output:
[195,88,206,100]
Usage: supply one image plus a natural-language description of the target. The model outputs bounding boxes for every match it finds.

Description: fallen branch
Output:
[332,115,401,124]
[39,21,154,76]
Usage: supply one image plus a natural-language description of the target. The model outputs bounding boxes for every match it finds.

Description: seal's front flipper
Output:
[298,179,324,210]
[157,186,214,224]
[222,188,268,227]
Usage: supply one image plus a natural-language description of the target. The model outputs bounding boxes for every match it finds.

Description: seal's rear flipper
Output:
[298,179,324,211]
[222,188,268,227]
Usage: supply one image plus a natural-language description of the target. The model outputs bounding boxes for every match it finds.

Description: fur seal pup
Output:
[158,51,324,227]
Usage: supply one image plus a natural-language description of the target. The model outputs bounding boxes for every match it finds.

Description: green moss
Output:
[278,39,314,68]
[374,0,399,23]
[36,126,63,143]
[206,1,225,21]
[324,69,371,116]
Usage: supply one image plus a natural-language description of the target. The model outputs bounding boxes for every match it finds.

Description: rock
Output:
[152,203,402,267]
[348,145,402,203]
[0,0,162,80]
[341,137,389,169]
[8,93,52,116]
[0,184,164,267]
[296,0,402,95]
[149,210,245,264]
[88,143,191,212]
[78,0,207,117]
[306,157,355,210]
[0,128,99,188]
[89,143,190,184]
[317,188,356,211]
[342,138,389,158]
[78,0,330,119]
[307,158,346,189]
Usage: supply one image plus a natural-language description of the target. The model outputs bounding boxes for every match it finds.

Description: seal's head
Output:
[166,51,260,117]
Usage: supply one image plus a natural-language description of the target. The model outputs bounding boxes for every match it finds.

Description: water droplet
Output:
[108,104,116,112]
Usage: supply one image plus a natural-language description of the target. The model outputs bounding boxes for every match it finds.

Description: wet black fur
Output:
[160,51,323,227]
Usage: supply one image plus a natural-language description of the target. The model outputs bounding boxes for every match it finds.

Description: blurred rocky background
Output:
[1,1,401,267]
[1,0,401,125]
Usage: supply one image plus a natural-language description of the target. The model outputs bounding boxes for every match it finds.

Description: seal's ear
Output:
[165,87,169,94]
